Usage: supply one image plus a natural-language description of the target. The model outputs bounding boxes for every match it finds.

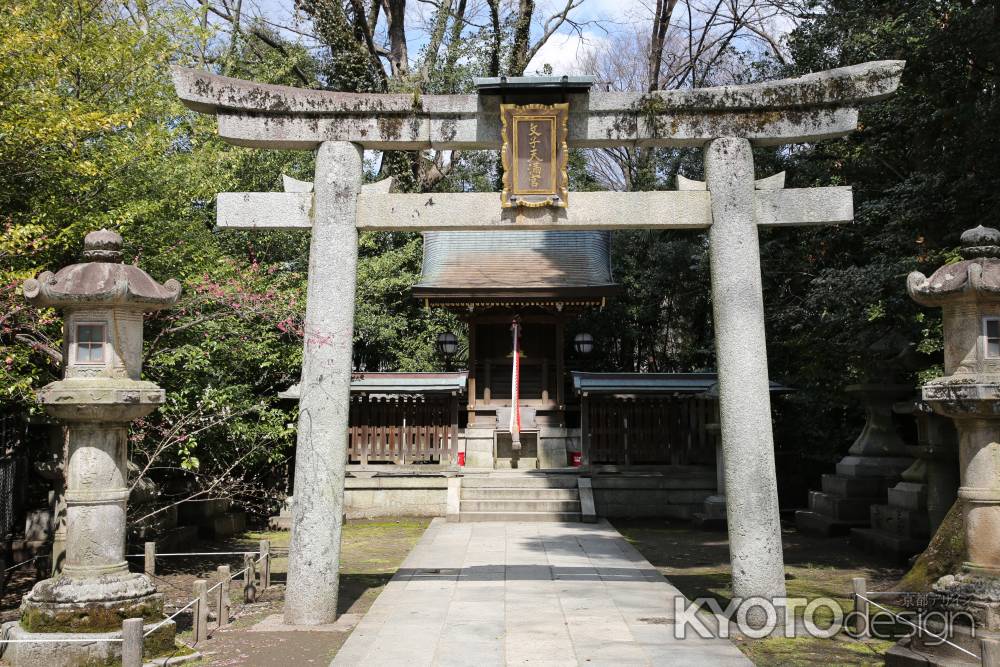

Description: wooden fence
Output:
[583,395,718,466]
[348,395,458,465]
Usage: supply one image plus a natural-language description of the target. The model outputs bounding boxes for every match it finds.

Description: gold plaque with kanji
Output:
[501,103,569,208]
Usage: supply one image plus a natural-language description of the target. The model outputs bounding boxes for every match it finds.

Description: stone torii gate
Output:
[172,60,904,626]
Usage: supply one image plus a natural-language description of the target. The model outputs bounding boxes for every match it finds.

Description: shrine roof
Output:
[412,230,619,305]
[571,372,791,395]
[279,372,469,400]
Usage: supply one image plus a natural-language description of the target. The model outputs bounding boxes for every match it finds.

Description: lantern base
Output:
[20,572,163,633]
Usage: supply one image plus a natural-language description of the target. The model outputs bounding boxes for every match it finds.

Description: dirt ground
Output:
[613,519,907,667]
[0,519,429,667]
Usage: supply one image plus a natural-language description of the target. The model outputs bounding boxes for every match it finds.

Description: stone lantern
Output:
[5,230,180,666]
[890,224,1000,663]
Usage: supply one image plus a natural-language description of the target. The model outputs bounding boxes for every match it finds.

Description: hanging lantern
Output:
[436,331,458,357]
[573,332,594,355]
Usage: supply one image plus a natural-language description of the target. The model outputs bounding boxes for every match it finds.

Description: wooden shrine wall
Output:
[348,395,458,465]
[583,395,718,466]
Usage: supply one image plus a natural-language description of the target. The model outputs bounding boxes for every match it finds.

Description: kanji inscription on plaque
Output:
[501,103,569,208]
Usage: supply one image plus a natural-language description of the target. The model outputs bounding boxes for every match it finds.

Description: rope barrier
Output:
[855,593,979,660]
[143,597,199,638]
[126,551,258,558]
[3,557,39,573]
[142,564,253,638]
[0,637,124,644]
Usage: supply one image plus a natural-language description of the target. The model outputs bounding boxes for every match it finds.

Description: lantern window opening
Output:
[984,317,1000,359]
[75,323,107,364]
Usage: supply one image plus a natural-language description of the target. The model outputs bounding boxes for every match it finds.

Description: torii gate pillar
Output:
[284,142,362,625]
[706,137,786,600]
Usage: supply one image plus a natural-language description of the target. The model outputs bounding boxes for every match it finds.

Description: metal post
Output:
[852,577,868,638]
[217,565,231,628]
[243,553,257,603]
[193,579,208,642]
[259,540,270,589]
[144,542,155,577]
[121,617,144,667]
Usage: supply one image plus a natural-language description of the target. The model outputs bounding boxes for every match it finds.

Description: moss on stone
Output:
[20,597,164,633]
[898,500,965,592]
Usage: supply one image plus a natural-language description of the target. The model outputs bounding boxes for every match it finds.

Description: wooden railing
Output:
[348,395,458,465]
[583,395,718,466]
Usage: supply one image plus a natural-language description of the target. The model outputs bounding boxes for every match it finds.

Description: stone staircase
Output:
[454,475,591,522]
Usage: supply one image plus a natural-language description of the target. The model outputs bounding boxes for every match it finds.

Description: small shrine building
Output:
[283,228,727,479]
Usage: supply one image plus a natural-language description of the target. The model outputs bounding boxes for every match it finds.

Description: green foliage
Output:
[0,1,452,518]
[758,0,1000,485]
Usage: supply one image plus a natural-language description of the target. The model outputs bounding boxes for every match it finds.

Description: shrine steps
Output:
[457,475,587,522]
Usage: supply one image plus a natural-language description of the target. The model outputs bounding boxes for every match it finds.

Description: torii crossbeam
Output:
[173,60,904,626]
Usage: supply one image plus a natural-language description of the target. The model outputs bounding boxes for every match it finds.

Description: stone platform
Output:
[331,519,750,666]
[0,618,178,667]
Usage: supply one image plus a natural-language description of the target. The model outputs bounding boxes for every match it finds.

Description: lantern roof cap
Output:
[22,230,181,310]
[909,225,1000,305]
[960,225,1000,260]
[82,228,124,262]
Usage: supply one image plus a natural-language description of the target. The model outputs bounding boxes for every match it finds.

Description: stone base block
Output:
[692,494,727,529]
[0,618,177,667]
[835,455,913,479]
[888,482,928,511]
[928,574,1000,632]
[850,527,927,563]
[808,490,881,521]
[820,473,886,497]
[794,509,866,537]
[494,457,538,470]
[886,622,995,666]
[154,525,199,553]
[462,430,495,468]
[205,512,246,538]
[691,513,726,529]
[871,504,930,539]
[178,498,230,523]
[537,436,568,469]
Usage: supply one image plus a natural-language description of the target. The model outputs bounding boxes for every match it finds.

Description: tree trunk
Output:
[507,0,535,75]
[385,0,409,76]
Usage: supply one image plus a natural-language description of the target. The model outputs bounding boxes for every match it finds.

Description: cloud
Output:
[526,32,608,75]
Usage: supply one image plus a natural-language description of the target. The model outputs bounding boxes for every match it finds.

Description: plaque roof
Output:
[411,230,619,307]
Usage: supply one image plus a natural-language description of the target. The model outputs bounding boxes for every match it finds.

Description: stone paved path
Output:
[331,519,751,666]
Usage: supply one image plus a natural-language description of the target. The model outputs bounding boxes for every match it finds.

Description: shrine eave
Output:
[571,372,792,396]
[171,60,904,150]
[411,285,621,303]
[279,372,469,400]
